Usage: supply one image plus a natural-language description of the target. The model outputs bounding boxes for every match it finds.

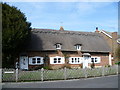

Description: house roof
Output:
[100,30,112,39]
[27,29,111,53]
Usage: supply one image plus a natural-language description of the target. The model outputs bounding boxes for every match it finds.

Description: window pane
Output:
[58,58,61,60]
[54,58,57,63]
[37,58,40,60]
[72,58,74,63]
[37,58,41,63]
[56,44,61,49]
[58,58,61,63]
[37,60,40,63]
[58,60,61,63]
[95,58,97,62]
[32,58,36,64]
[75,58,77,62]
[91,58,94,62]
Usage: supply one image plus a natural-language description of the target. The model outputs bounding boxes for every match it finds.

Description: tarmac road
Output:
[2,75,118,88]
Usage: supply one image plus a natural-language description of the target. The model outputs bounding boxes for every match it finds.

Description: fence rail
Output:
[2,65,120,82]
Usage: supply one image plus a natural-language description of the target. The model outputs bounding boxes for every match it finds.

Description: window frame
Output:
[90,57,101,63]
[69,57,83,64]
[50,56,65,64]
[75,44,82,51]
[55,43,62,49]
[29,56,44,65]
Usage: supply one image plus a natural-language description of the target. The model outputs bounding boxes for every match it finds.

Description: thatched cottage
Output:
[18,27,112,70]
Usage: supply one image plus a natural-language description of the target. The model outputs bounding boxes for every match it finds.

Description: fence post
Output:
[116,65,118,75]
[102,66,105,77]
[41,68,44,81]
[64,67,67,80]
[15,68,18,82]
[84,68,87,78]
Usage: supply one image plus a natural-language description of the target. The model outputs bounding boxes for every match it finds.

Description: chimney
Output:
[112,32,118,39]
[59,26,64,31]
[95,27,99,33]
[112,32,118,58]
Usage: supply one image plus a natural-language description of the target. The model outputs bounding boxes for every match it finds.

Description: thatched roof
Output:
[27,29,111,53]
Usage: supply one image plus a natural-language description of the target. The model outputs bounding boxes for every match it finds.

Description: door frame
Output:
[83,55,91,69]
[19,56,28,70]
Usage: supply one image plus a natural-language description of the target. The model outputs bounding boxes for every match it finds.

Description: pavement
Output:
[2,75,118,88]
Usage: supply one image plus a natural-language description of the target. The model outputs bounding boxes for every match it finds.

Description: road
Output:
[2,75,118,88]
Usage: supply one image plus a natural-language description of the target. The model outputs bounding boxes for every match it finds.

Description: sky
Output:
[6,2,118,32]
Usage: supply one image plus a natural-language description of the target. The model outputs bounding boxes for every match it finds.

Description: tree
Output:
[2,3,31,68]
[115,45,120,65]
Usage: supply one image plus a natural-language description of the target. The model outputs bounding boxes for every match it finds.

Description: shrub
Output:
[43,66,51,70]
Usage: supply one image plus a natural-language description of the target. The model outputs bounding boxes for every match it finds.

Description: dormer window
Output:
[75,44,82,51]
[55,43,62,49]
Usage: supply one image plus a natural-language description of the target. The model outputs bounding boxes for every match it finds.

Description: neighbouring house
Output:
[18,27,112,70]
[95,27,119,65]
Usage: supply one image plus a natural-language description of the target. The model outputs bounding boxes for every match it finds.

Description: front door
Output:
[83,56,90,68]
[19,56,28,70]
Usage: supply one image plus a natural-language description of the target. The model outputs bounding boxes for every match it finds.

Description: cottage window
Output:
[29,57,44,65]
[95,58,97,62]
[69,57,82,64]
[91,58,94,62]
[90,57,100,63]
[75,58,77,62]
[56,44,61,49]
[72,58,74,63]
[78,58,80,62]
[32,58,36,64]
[53,58,61,63]
[37,58,41,63]
[54,58,57,63]
[50,56,65,64]
[75,45,81,51]
[58,58,61,63]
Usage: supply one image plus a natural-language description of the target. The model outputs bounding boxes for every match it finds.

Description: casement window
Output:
[54,58,57,63]
[50,56,65,64]
[75,44,82,51]
[90,57,101,63]
[69,57,83,64]
[32,58,36,64]
[29,56,44,65]
[55,43,62,49]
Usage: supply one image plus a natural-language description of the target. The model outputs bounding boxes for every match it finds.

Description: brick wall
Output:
[90,53,109,67]
[99,31,118,64]
[23,51,110,69]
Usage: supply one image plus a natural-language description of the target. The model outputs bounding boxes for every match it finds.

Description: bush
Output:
[91,63,95,69]
[115,61,120,65]
[43,66,51,70]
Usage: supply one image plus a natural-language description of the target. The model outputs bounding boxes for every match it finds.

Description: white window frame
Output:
[50,56,65,64]
[29,56,44,65]
[69,57,83,64]
[89,57,101,63]
[75,45,81,51]
[56,44,61,49]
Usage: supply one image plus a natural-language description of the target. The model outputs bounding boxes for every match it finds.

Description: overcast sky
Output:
[7,2,118,32]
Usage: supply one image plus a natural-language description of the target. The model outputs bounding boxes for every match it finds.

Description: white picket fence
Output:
[2,65,120,82]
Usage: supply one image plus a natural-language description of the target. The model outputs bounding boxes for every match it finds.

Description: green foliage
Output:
[2,3,31,68]
[43,66,51,70]
[91,62,95,69]
[115,45,120,62]
[115,61,120,65]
